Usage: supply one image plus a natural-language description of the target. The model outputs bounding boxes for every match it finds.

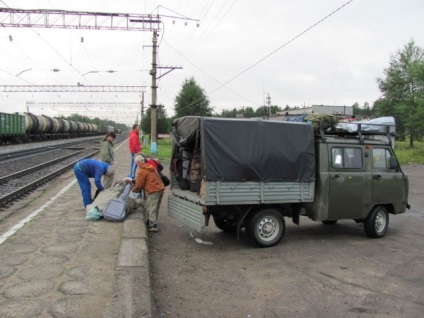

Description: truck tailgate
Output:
[168,193,204,232]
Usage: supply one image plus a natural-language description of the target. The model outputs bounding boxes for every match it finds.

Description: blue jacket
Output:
[78,159,109,191]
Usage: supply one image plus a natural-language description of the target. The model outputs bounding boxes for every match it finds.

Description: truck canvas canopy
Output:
[171,116,316,183]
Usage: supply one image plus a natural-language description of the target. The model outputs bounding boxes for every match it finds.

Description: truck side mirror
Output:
[389,156,398,169]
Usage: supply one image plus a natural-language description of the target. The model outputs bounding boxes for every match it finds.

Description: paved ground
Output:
[0,140,153,318]
[2,138,423,318]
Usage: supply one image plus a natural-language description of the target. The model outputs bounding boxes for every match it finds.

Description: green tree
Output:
[376,39,424,147]
[243,107,255,118]
[352,102,375,117]
[255,106,266,117]
[220,108,238,118]
[174,77,212,117]
[270,105,282,115]
[141,106,172,136]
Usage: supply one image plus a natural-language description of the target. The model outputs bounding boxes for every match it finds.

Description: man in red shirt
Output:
[129,124,141,177]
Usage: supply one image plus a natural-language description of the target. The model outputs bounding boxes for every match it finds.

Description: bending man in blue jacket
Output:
[74,159,115,207]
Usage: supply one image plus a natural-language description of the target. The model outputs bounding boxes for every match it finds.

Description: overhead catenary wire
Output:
[0,32,71,104]
[0,0,99,104]
[153,2,222,106]
[163,37,259,107]
[174,0,356,114]
[185,0,238,60]
[210,0,355,94]
[0,2,150,115]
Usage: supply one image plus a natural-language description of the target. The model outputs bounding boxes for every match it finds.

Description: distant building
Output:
[276,105,353,118]
[311,105,353,116]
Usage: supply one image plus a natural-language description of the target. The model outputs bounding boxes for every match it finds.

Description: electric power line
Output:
[173,0,355,114]
[210,0,355,94]
[163,37,259,106]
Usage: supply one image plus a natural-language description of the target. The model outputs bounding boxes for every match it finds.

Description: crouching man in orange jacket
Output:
[131,155,165,232]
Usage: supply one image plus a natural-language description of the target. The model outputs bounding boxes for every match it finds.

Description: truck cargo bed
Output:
[168,180,315,232]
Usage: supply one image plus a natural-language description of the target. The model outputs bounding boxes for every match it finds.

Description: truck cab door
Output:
[328,146,367,220]
[371,147,408,213]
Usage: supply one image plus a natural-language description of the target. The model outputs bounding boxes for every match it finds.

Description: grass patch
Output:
[394,141,424,165]
[143,137,172,163]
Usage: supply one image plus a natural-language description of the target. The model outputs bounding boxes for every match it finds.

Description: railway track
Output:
[0,135,127,211]
[0,136,102,162]
[0,149,98,210]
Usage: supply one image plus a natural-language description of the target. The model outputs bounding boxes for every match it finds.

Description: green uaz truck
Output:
[168,116,410,247]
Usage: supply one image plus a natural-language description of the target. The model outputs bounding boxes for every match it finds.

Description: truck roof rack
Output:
[316,121,394,146]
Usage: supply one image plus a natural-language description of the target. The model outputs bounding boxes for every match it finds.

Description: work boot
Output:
[147,223,158,232]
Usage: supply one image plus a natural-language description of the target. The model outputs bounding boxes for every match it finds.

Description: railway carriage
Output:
[0,111,101,144]
[0,112,26,144]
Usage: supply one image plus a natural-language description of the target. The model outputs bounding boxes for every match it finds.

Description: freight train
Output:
[0,112,111,145]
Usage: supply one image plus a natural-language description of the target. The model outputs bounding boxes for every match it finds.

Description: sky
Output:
[0,0,423,126]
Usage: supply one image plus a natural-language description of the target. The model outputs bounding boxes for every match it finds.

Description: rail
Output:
[0,136,126,210]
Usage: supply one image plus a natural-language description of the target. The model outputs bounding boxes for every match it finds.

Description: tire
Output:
[321,220,338,225]
[247,209,285,247]
[364,206,389,238]
[213,216,237,233]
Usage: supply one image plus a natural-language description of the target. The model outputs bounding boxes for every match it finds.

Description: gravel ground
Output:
[149,164,424,318]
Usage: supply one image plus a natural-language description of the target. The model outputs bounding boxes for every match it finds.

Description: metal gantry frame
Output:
[0,85,146,93]
[0,7,193,153]
[0,8,160,31]
[1,7,160,135]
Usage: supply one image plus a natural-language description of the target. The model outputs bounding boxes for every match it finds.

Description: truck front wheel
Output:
[248,209,285,247]
[364,206,389,238]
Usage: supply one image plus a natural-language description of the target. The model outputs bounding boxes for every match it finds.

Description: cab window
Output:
[332,147,363,169]
[373,148,392,169]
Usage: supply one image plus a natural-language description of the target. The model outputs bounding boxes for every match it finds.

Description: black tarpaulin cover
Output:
[172,116,315,182]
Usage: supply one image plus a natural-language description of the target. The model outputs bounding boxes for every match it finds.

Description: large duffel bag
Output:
[103,183,132,222]
[85,179,129,221]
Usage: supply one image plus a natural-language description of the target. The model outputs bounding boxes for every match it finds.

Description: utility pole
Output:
[266,93,271,120]
[140,91,145,145]
[26,101,34,113]
[148,30,183,154]
[150,30,159,154]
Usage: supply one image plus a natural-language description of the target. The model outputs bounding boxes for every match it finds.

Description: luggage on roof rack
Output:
[285,113,338,131]
[319,116,396,146]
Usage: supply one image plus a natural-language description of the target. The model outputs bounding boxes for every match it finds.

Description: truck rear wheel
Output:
[364,206,389,238]
[248,209,285,247]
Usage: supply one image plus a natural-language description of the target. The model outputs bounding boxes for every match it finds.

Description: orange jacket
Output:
[132,162,165,195]
[129,130,141,154]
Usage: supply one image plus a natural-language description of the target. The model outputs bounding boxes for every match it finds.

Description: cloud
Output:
[1,0,423,124]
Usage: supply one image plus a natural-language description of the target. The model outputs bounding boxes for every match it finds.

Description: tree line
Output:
[143,39,424,147]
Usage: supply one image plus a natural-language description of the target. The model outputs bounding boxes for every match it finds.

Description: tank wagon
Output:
[0,111,98,144]
[98,125,115,134]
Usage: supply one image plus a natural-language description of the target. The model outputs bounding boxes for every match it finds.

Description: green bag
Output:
[85,206,102,221]
[305,113,338,130]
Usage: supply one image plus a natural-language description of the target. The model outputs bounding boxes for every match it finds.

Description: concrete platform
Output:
[0,139,153,318]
